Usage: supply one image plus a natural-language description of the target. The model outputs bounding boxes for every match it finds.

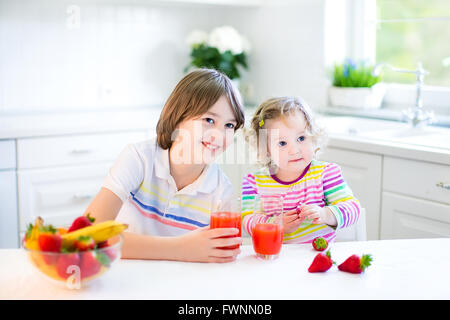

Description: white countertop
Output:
[1,238,450,300]
[317,115,450,165]
[0,108,161,139]
[1,109,449,165]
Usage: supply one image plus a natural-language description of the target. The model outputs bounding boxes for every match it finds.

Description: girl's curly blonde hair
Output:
[245,96,327,170]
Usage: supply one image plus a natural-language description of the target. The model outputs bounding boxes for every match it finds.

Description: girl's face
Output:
[265,112,314,175]
[172,95,237,165]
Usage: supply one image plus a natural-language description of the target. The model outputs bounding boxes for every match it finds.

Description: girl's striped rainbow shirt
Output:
[241,159,361,244]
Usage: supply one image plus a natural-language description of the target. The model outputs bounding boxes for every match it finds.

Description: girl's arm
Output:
[241,174,269,236]
[322,163,361,229]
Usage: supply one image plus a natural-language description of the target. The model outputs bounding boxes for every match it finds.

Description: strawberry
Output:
[338,254,373,274]
[37,225,62,265]
[38,233,62,252]
[312,237,328,251]
[74,235,96,251]
[308,250,335,273]
[68,213,96,232]
[56,253,81,279]
[97,240,109,248]
[80,251,102,279]
[97,241,117,264]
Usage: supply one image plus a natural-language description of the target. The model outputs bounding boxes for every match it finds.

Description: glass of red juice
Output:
[251,194,284,260]
[210,198,242,250]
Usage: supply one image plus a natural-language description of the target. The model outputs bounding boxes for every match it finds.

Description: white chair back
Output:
[335,208,367,242]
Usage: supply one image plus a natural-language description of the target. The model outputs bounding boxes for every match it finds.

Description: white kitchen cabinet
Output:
[0,140,19,248]
[380,192,450,239]
[17,131,147,169]
[17,163,112,232]
[383,156,450,205]
[17,130,148,231]
[319,147,382,240]
[0,171,19,248]
[381,156,450,239]
[0,140,16,169]
[217,129,258,198]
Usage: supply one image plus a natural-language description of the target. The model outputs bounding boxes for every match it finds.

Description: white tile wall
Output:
[0,0,328,113]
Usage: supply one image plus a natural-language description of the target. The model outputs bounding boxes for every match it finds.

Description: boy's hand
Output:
[299,205,337,227]
[175,226,242,263]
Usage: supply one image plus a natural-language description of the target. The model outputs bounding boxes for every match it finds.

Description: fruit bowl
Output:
[23,234,123,289]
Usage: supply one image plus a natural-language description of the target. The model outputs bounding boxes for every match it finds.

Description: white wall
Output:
[0,0,328,114]
[235,0,328,109]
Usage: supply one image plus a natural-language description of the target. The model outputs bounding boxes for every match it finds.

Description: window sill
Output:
[319,105,450,128]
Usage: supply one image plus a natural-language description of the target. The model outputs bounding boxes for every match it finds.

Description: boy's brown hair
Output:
[156,68,245,150]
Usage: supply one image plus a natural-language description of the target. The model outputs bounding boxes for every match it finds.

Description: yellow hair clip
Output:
[259,119,264,127]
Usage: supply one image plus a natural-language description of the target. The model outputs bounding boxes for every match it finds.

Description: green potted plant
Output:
[185,26,250,88]
[329,58,386,109]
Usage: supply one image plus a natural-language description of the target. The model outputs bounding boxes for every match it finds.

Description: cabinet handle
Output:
[70,149,92,155]
[436,182,450,190]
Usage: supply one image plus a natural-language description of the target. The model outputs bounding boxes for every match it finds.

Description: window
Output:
[376,0,450,87]
[325,0,450,115]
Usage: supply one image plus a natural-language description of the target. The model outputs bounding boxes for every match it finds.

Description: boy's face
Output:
[265,112,314,174]
[172,95,237,165]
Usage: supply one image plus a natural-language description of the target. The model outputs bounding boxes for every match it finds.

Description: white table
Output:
[1,238,449,300]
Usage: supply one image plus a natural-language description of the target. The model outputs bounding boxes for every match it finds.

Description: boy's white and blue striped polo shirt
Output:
[103,137,234,236]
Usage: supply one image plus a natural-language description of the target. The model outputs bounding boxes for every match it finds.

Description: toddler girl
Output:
[242,97,361,244]
[84,68,245,262]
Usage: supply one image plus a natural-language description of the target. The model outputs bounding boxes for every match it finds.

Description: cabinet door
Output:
[0,170,19,248]
[17,130,147,169]
[384,156,450,205]
[0,140,16,170]
[319,147,382,240]
[381,192,450,239]
[17,163,111,232]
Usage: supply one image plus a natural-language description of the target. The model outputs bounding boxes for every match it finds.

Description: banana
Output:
[61,220,128,247]
[24,216,44,250]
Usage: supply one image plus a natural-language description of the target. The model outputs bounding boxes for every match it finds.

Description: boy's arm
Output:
[85,187,241,262]
[322,163,361,230]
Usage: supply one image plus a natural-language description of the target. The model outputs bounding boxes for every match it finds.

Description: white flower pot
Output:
[328,83,386,109]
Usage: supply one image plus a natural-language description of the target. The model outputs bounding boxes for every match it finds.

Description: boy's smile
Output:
[172,95,237,165]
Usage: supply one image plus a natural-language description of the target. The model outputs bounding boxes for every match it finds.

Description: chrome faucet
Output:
[372,62,434,128]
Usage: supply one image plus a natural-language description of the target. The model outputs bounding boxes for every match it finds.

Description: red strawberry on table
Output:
[74,235,96,251]
[312,237,328,251]
[338,254,373,274]
[308,250,335,273]
[68,213,96,232]
[57,253,80,279]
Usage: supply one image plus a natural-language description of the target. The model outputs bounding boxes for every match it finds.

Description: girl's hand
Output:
[299,205,337,227]
[175,226,242,263]
[282,209,304,234]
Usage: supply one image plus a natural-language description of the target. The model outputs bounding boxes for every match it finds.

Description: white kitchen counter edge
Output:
[0,108,449,165]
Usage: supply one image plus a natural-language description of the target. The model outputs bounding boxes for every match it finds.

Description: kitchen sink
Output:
[317,116,450,150]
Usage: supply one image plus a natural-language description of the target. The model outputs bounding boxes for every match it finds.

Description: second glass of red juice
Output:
[251,194,284,260]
